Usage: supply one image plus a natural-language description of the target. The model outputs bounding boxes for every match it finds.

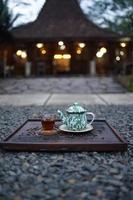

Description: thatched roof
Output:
[12,0,118,41]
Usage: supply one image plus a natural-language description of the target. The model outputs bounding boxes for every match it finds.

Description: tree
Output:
[0,0,30,42]
[87,0,133,34]
[0,0,10,41]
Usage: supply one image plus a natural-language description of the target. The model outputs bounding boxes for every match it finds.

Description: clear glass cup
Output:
[41,114,56,131]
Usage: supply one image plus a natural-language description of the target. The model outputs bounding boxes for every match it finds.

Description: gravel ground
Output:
[0,105,133,200]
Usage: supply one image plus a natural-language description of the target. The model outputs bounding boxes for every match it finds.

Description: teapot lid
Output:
[66,102,86,113]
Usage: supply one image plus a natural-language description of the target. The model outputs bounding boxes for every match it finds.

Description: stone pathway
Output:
[0,77,131,106]
[0,93,133,106]
[0,77,126,94]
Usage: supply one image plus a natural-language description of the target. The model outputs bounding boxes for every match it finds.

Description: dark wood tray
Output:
[0,119,127,152]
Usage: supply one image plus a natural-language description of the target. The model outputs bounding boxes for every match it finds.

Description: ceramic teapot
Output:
[57,102,95,131]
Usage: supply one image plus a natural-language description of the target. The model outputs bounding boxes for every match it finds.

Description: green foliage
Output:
[87,0,133,34]
[0,0,17,41]
[128,76,133,91]
[118,75,133,91]
[0,0,31,42]
[0,0,21,31]
[0,1,9,41]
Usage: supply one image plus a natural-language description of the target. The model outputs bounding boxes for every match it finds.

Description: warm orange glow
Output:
[21,51,27,59]
[16,50,22,56]
[96,51,103,58]
[60,45,66,50]
[116,56,120,61]
[54,54,71,59]
[77,49,82,54]
[42,49,46,54]
[62,54,71,59]
[54,54,62,59]
[120,42,126,48]
[36,43,43,48]
[120,51,124,56]
[79,43,86,48]
[58,41,64,46]
[100,47,107,54]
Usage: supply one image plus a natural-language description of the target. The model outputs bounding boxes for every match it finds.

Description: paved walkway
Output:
[0,93,133,106]
[0,77,132,106]
[0,77,126,94]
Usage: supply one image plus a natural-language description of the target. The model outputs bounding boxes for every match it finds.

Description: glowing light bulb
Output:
[58,41,64,46]
[100,47,107,54]
[36,43,43,48]
[77,49,82,54]
[116,56,120,61]
[21,51,27,59]
[79,43,86,48]
[16,50,22,56]
[96,51,103,58]
[120,51,124,56]
[60,45,66,50]
[62,54,71,59]
[42,49,46,54]
[54,54,62,59]
[120,42,126,48]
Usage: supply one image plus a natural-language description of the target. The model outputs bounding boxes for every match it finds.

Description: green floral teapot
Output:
[57,102,95,131]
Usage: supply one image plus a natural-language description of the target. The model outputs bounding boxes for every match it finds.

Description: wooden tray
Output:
[0,119,127,152]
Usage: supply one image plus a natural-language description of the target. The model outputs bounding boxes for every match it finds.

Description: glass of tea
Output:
[41,114,55,131]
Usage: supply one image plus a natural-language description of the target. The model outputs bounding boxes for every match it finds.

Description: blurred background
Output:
[0,0,133,90]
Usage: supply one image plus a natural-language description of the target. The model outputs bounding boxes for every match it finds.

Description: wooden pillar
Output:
[108,41,116,75]
[26,42,33,62]
[26,43,35,76]
[69,41,75,74]
[49,42,56,75]
[24,42,32,77]
[89,41,97,75]
[127,41,132,60]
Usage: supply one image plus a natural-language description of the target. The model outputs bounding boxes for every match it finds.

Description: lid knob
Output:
[66,102,86,113]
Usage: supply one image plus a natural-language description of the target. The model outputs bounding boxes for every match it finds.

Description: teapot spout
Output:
[57,110,66,124]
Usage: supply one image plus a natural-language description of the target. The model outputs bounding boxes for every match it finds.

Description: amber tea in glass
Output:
[41,117,55,131]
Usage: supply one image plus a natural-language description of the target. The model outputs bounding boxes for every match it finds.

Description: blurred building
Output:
[0,0,133,77]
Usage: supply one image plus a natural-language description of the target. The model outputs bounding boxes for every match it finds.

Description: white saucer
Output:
[59,124,93,133]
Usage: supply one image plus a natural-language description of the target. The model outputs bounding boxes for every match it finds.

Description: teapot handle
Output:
[87,112,95,125]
